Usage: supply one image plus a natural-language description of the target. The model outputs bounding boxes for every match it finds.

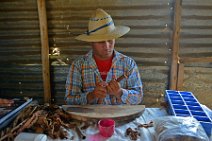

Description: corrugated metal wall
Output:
[46,0,172,106]
[0,0,211,108]
[0,0,44,103]
[180,0,212,108]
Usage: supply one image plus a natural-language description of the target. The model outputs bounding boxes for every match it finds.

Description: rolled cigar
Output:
[116,74,128,82]
[98,74,128,104]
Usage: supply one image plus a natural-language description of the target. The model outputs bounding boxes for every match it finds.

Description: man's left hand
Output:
[106,78,122,99]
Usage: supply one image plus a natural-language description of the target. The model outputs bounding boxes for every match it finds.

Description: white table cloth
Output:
[15,107,212,141]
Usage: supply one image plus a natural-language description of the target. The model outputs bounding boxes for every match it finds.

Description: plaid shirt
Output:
[65,50,143,105]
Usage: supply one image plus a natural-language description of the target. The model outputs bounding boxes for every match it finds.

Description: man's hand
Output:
[107,78,122,99]
[93,82,108,98]
[87,82,107,104]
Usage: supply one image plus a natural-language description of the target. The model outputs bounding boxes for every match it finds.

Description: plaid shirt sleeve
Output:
[120,61,143,105]
[65,62,88,105]
[65,51,143,105]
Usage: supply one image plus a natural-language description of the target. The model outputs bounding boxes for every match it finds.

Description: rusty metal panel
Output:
[46,0,173,106]
[0,0,44,103]
[183,67,212,109]
[181,0,212,59]
[180,0,212,108]
[0,0,211,108]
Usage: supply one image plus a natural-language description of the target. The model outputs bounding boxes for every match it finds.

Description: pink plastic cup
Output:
[98,119,115,137]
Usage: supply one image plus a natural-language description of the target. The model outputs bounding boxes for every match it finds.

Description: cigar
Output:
[116,74,128,82]
[98,74,128,104]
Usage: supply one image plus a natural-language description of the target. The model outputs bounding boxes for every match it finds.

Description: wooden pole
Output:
[176,63,184,90]
[169,0,182,90]
[37,0,51,103]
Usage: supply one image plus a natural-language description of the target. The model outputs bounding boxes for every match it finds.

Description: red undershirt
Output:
[94,55,113,81]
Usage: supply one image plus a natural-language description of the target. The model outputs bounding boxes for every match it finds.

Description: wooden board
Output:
[62,105,145,122]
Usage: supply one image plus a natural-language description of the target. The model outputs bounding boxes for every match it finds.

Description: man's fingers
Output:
[106,86,112,94]
[112,75,117,80]
[109,80,119,89]
[97,81,108,87]
[93,86,107,98]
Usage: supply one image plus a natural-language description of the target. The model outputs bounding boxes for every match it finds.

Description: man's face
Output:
[91,39,115,60]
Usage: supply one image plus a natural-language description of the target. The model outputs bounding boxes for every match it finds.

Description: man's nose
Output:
[102,41,110,48]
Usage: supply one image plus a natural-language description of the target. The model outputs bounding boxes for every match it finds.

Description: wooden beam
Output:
[37,0,51,103]
[176,63,184,90]
[180,57,212,63]
[169,0,182,90]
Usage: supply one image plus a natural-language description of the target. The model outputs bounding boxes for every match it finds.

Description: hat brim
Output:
[75,26,130,42]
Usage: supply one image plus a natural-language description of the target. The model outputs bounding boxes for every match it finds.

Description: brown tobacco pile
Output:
[0,104,77,141]
[126,127,140,140]
[125,121,154,140]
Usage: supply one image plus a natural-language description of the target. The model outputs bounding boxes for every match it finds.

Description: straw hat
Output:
[75,8,130,42]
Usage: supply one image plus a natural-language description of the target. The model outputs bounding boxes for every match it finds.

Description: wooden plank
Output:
[37,0,51,103]
[176,63,184,90]
[180,57,212,63]
[62,105,145,122]
[170,0,182,90]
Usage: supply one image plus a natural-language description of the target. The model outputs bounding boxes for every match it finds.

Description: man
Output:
[65,8,143,105]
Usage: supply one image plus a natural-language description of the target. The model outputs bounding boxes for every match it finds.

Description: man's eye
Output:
[108,40,113,43]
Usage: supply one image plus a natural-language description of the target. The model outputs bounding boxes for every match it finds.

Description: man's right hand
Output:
[87,82,107,104]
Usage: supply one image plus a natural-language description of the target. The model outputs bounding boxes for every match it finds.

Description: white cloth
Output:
[16,108,212,141]
[34,108,167,141]
[15,132,47,141]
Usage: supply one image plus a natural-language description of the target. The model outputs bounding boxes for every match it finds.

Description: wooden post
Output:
[169,0,182,90]
[37,0,51,103]
[176,63,184,90]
